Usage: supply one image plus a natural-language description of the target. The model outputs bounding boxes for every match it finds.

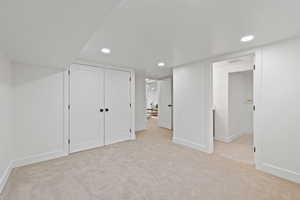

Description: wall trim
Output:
[0,161,13,194]
[12,151,67,168]
[214,136,229,143]
[63,70,70,155]
[256,163,300,184]
[215,133,247,143]
[226,133,245,143]
[135,128,146,132]
[173,137,209,153]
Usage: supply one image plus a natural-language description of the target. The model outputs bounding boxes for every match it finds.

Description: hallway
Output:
[1,119,300,200]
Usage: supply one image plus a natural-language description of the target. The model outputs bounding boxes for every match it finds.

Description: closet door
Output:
[69,64,105,153]
[104,69,131,145]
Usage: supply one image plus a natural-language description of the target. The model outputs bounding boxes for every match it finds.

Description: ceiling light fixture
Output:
[101,48,111,54]
[157,62,165,67]
[240,35,255,42]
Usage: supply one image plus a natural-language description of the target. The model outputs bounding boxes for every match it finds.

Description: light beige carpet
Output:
[214,134,254,165]
[1,119,300,200]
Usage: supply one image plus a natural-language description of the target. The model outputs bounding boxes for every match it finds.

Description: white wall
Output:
[228,71,253,140]
[173,62,213,153]
[213,61,253,142]
[0,53,14,192]
[254,39,300,183]
[12,64,67,166]
[213,66,229,142]
[135,71,146,131]
[174,38,300,184]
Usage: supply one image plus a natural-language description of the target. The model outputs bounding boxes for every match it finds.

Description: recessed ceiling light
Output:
[101,48,111,54]
[157,62,165,67]
[240,35,255,42]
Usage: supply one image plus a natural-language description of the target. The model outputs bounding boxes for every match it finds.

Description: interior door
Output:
[69,64,105,153]
[158,78,172,129]
[104,69,131,145]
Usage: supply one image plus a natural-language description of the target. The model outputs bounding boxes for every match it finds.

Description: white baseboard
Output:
[215,133,244,143]
[256,163,300,184]
[1,151,67,193]
[0,161,13,194]
[227,134,240,142]
[131,133,136,140]
[13,151,67,168]
[135,128,146,132]
[214,136,229,143]
[70,141,104,154]
[173,137,209,153]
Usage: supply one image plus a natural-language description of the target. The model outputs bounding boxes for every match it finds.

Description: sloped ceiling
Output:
[0,0,123,68]
[1,0,300,78]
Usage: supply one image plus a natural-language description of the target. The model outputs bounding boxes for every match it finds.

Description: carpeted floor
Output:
[214,134,254,165]
[1,118,300,200]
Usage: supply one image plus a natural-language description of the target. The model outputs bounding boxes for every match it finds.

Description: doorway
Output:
[145,78,173,130]
[212,55,255,165]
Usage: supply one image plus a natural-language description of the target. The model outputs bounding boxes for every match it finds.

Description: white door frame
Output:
[208,50,258,165]
[64,60,136,155]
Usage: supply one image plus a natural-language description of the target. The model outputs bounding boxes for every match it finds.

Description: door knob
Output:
[168,104,173,107]
[100,108,104,112]
[105,108,109,112]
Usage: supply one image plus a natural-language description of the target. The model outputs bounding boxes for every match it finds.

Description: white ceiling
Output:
[79,0,300,78]
[0,0,123,68]
[1,0,300,78]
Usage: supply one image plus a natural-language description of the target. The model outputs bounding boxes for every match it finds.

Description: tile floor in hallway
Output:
[1,118,300,200]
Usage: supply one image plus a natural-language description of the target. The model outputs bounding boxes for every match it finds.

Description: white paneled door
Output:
[69,65,132,153]
[69,65,105,153]
[158,78,172,129]
[105,69,131,145]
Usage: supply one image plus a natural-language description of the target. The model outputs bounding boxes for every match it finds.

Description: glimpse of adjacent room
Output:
[145,79,159,120]
[212,55,254,165]
[145,78,173,130]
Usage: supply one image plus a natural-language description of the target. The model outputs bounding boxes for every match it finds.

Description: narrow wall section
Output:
[255,39,300,183]
[173,62,212,153]
[135,71,146,131]
[0,53,14,193]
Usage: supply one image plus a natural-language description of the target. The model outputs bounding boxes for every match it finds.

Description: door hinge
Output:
[68,139,70,144]
[129,128,132,133]
[253,146,256,153]
[253,105,256,111]
[68,105,70,110]
[253,64,256,70]
[129,103,131,108]
[68,70,70,75]
[129,77,131,82]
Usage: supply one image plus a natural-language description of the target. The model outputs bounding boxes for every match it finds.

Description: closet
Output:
[69,64,132,153]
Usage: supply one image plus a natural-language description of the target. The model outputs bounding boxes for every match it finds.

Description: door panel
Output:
[70,65,105,153]
[158,78,172,129]
[105,69,131,145]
